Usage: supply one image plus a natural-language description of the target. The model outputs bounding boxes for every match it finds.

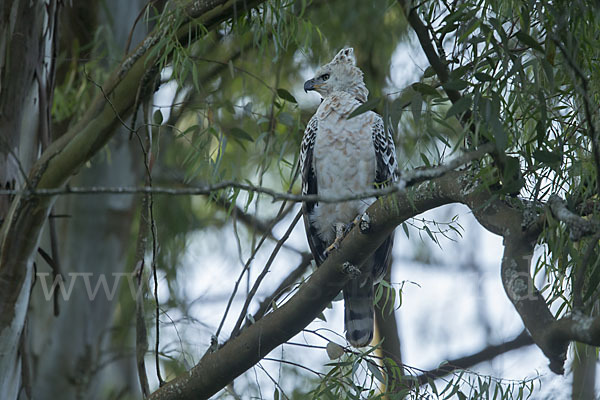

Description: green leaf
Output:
[367,362,385,383]
[390,96,406,130]
[326,341,345,360]
[411,92,422,124]
[442,79,469,91]
[500,157,525,194]
[278,111,295,127]
[584,259,600,301]
[223,100,235,114]
[423,66,436,78]
[515,30,544,52]
[458,18,481,42]
[411,82,439,96]
[348,97,381,119]
[533,150,562,166]
[402,222,409,238]
[153,109,163,125]
[491,117,507,150]
[229,127,254,142]
[277,88,297,103]
[274,389,279,400]
[424,225,437,243]
[474,72,494,82]
[445,96,472,119]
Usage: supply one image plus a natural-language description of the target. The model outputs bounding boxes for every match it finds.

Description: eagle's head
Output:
[304,48,369,102]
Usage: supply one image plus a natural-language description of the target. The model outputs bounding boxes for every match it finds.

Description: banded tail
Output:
[343,276,375,347]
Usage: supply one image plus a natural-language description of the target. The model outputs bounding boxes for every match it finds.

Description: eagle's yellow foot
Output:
[324,223,346,256]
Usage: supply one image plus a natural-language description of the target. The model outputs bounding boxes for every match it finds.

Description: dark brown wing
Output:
[300,116,327,265]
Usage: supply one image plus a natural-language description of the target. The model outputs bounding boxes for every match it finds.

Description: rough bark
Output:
[27,1,148,398]
[0,1,57,397]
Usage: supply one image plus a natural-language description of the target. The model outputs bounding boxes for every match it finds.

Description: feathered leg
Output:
[324,222,347,255]
[323,213,367,257]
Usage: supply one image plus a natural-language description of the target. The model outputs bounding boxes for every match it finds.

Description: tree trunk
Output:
[0,1,59,398]
[27,1,148,398]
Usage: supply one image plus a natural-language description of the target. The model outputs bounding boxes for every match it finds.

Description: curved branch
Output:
[148,165,503,399]
[416,330,534,385]
[548,194,599,241]
[0,0,267,341]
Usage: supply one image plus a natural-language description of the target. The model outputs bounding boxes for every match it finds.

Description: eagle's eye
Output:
[320,73,330,81]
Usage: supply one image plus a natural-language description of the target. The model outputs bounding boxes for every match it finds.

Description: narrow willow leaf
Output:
[411,92,422,124]
[411,82,439,96]
[515,30,544,52]
[474,72,494,82]
[533,150,561,166]
[442,79,469,91]
[277,88,297,103]
[423,66,436,78]
[445,96,472,119]
[367,362,385,384]
[229,127,254,142]
[348,97,381,119]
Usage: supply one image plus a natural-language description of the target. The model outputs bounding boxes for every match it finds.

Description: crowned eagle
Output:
[300,48,398,347]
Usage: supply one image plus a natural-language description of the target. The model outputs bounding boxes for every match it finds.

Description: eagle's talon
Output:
[323,240,340,256]
[359,213,371,233]
[342,262,361,279]
[323,222,349,257]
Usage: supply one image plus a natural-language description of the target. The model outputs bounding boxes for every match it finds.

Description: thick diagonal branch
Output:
[0,0,267,333]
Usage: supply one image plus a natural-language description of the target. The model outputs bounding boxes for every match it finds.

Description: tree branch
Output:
[548,194,599,241]
[416,330,534,385]
[148,169,466,399]
[0,0,267,335]
[0,142,496,203]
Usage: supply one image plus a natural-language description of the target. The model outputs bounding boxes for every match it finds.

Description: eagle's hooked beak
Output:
[304,79,316,93]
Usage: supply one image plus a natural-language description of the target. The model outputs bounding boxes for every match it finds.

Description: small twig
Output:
[83,66,135,134]
[415,330,534,385]
[229,210,303,338]
[214,155,303,341]
[262,357,325,377]
[0,143,495,203]
[36,247,62,316]
[192,56,277,94]
[214,204,290,339]
[249,252,312,324]
[125,0,160,54]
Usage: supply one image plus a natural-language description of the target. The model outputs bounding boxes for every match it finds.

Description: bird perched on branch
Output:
[300,48,398,347]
